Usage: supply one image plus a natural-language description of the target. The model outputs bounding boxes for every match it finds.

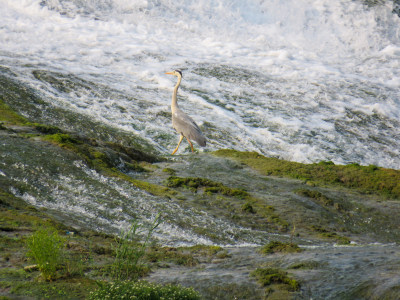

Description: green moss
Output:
[147,245,229,268]
[214,149,400,199]
[295,188,334,206]
[288,260,324,270]
[124,161,148,173]
[112,172,176,198]
[250,268,300,291]
[249,202,288,232]
[43,133,81,149]
[311,225,351,245]
[31,123,62,134]
[182,245,224,256]
[166,176,248,198]
[241,202,255,213]
[0,189,69,233]
[163,175,291,231]
[0,98,29,125]
[147,247,198,267]
[259,241,302,255]
[39,131,172,198]
[162,168,176,175]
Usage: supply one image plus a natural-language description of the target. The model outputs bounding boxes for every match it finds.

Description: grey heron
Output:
[165,70,206,155]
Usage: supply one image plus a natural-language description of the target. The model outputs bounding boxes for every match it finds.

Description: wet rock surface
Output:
[1,72,400,298]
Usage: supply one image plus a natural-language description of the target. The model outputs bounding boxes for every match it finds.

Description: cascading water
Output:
[1,0,399,167]
[1,1,400,298]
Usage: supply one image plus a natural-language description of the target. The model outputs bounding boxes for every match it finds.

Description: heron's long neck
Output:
[171,76,181,113]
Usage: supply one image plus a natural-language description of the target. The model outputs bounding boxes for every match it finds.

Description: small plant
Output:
[26,227,65,281]
[88,280,201,300]
[111,214,162,280]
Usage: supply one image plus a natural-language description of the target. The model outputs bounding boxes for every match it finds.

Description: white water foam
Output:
[1,0,400,168]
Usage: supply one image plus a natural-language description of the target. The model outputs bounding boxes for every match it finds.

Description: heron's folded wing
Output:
[172,110,206,146]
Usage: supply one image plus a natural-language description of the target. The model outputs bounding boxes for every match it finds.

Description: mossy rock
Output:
[295,188,334,206]
[310,225,351,245]
[251,268,300,291]
[214,149,400,199]
[162,168,176,175]
[288,260,325,270]
[241,202,256,214]
[32,123,63,135]
[166,176,248,198]
[259,241,302,255]
[0,98,29,125]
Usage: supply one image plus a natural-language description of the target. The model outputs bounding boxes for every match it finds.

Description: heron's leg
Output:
[186,138,194,153]
[172,134,184,155]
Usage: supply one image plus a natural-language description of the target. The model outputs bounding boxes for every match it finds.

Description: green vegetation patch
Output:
[295,188,334,206]
[43,133,82,150]
[311,225,351,245]
[250,268,300,291]
[111,216,161,281]
[147,245,229,267]
[40,132,174,198]
[88,280,201,300]
[241,202,256,213]
[8,278,96,299]
[32,123,63,134]
[162,168,177,175]
[214,149,400,199]
[0,98,29,125]
[26,227,66,281]
[147,247,198,267]
[288,260,325,270]
[259,241,302,255]
[0,188,205,299]
[165,175,289,231]
[166,176,248,198]
[116,172,176,199]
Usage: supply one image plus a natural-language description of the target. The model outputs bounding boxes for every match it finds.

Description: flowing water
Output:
[1,0,400,298]
[1,0,400,167]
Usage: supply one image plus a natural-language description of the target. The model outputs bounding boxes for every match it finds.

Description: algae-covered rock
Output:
[214,149,400,199]
[259,241,302,255]
[250,267,300,291]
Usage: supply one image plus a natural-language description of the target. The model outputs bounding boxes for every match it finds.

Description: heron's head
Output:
[165,69,182,77]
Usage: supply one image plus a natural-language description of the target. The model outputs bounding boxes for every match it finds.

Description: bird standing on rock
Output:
[165,70,206,155]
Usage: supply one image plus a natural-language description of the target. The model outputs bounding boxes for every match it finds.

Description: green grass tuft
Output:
[111,215,161,281]
[26,227,66,281]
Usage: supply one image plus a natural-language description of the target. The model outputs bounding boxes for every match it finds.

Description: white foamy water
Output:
[1,0,400,168]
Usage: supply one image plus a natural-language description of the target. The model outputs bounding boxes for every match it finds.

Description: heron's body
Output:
[166,70,206,154]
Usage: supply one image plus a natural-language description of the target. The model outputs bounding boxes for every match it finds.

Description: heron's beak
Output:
[165,72,173,75]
